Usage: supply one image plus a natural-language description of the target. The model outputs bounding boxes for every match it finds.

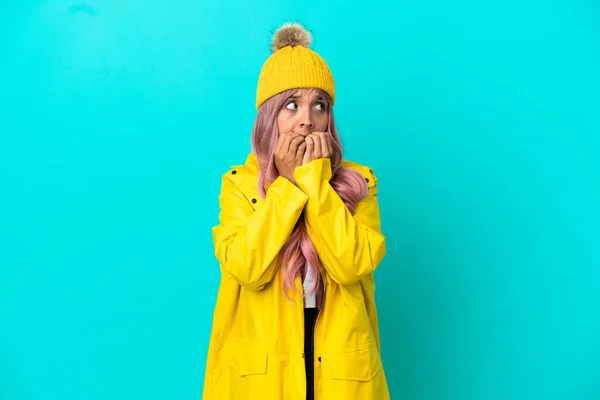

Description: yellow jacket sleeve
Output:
[212,173,309,290]
[293,158,386,285]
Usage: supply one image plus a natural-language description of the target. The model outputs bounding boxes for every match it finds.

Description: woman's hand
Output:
[302,132,333,165]
[274,132,306,185]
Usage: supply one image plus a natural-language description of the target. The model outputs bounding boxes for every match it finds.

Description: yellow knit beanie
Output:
[256,22,335,110]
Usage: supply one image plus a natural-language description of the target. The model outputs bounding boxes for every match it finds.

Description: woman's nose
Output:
[298,121,313,137]
[299,111,314,129]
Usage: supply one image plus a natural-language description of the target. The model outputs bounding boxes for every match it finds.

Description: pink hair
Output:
[251,88,369,306]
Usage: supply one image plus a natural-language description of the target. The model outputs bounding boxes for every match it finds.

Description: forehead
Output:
[290,88,323,98]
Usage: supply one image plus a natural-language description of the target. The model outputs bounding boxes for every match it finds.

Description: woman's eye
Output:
[286,101,298,110]
[315,102,326,111]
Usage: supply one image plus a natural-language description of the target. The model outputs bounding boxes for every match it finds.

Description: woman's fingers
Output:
[289,134,305,153]
[276,132,292,157]
[312,134,322,158]
[305,135,315,159]
[317,132,331,157]
[296,141,307,164]
[300,132,333,165]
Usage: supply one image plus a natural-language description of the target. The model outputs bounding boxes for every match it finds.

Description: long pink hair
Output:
[251,88,369,306]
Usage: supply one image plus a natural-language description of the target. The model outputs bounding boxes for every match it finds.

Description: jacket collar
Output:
[244,151,258,169]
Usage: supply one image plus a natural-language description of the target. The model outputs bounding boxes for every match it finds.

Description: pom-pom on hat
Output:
[255,22,335,110]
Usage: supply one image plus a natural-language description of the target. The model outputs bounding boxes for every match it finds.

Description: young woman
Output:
[202,22,390,400]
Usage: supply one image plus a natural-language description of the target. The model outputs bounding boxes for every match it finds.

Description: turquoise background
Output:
[1,0,599,399]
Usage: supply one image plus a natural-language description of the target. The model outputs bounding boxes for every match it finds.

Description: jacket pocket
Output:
[229,340,269,376]
[327,343,382,382]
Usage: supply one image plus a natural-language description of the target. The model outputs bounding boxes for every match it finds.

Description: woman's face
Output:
[277,88,329,137]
